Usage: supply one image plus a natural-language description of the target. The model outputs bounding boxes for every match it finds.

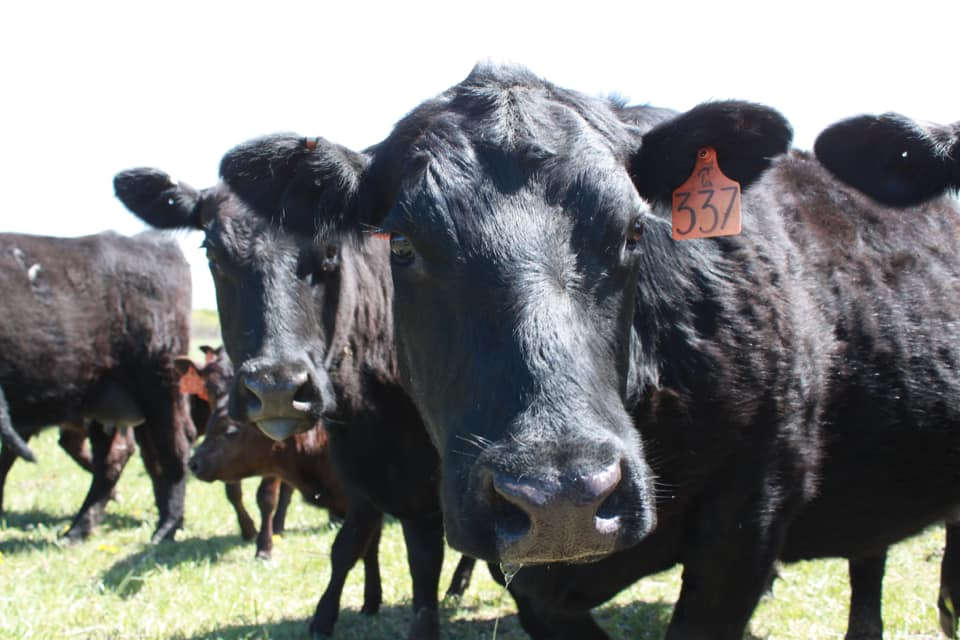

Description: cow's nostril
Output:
[292,375,318,407]
[490,479,532,541]
[188,457,200,473]
[596,462,626,521]
[240,377,264,415]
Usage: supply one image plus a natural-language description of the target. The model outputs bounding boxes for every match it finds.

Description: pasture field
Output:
[0,311,949,639]
[0,433,949,639]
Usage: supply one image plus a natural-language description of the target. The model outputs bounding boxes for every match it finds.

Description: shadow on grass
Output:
[0,535,61,555]
[0,507,71,530]
[101,533,249,598]
[1,507,145,539]
[168,598,745,640]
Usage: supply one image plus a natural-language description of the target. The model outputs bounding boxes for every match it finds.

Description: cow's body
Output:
[222,66,960,638]
[0,231,193,542]
[813,113,960,639]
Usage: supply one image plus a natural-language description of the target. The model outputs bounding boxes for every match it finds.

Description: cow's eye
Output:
[625,217,645,251]
[390,234,416,265]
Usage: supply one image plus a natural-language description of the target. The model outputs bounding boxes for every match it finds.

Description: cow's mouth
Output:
[257,417,309,441]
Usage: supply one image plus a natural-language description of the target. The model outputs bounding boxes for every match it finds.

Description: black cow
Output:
[815,113,960,638]
[113,170,476,639]
[222,65,960,639]
[0,231,193,542]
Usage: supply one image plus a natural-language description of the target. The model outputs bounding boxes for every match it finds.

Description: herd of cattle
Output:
[1,65,959,639]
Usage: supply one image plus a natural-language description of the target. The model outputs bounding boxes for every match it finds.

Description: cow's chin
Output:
[257,418,310,441]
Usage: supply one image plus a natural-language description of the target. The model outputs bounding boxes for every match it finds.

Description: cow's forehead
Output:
[207,186,301,259]
[381,66,643,239]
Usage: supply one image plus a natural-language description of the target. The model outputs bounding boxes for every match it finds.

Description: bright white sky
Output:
[1,1,956,309]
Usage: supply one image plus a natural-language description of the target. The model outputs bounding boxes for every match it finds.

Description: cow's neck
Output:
[631,218,728,401]
[324,235,398,411]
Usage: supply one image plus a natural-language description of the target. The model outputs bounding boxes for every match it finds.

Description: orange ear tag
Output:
[671,147,741,241]
[179,367,209,403]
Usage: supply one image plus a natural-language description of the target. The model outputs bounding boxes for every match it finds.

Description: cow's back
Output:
[756,151,960,558]
[0,231,191,426]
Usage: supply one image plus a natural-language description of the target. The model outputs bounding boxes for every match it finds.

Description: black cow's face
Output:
[114,145,342,442]
[196,189,339,440]
[380,136,655,564]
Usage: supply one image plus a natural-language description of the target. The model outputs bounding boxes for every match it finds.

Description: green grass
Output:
[0,431,949,639]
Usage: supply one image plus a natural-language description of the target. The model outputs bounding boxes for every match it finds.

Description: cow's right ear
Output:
[630,101,793,205]
[174,356,209,403]
[219,134,369,238]
[114,167,203,230]
[814,113,960,207]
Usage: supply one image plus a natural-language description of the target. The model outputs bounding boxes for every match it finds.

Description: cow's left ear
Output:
[814,113,960,207]
[630,101,793,205]
[174,357,209,403]
[220,134,369,237]
[114,168,202,230]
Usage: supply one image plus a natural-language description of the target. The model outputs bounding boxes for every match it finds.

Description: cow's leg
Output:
[940,522,960,638]
[224,481,257,541]
[0,384,34,462]
[271,481,294,534]
[0,440,21,515]
[360,516,383,615]
[137,389,190,543]
[63,421,135,541]
[310,498,383,637]
[58,425,93,472]
[665,482,802,640]
[255,476,281,559]
[510,584,608,640]
[399,511,444,640]
[846,552,886,640]
[445,555,477,599]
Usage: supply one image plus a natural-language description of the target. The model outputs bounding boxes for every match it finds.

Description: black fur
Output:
[814,112,960,206]
[238,64,960,639]
[0,231,193,542]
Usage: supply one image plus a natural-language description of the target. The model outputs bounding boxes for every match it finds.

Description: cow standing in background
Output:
[815,113,960,639]
[232,65,960,639]
[0,231,193,542]
[113,174,476,639]
[176,345,304,559]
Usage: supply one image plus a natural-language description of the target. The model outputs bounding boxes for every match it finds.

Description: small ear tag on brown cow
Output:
[178,365,209,403]
[671,147,742,241]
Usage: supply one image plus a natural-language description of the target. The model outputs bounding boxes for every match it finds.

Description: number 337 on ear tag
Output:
[672,147,741,241]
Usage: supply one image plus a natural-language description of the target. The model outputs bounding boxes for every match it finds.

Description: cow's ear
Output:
[630,101,792,205]
[814,113,960,207]
[220,134,368,237]
[174,357,209,403]
[114,168,202,230]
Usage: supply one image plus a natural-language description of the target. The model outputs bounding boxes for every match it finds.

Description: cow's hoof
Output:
[239,524,257,541]
[939,589,958,638]
[309,605,337,638]
[61,526,90,543]
[255,549,272,561]
[406,607,439,640]
[150,519,182,544]
[360,598,381,616]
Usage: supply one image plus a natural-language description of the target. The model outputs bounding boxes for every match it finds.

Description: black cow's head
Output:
[168,66,790,565]
[113,137,354,441]
[814,112,960,206]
